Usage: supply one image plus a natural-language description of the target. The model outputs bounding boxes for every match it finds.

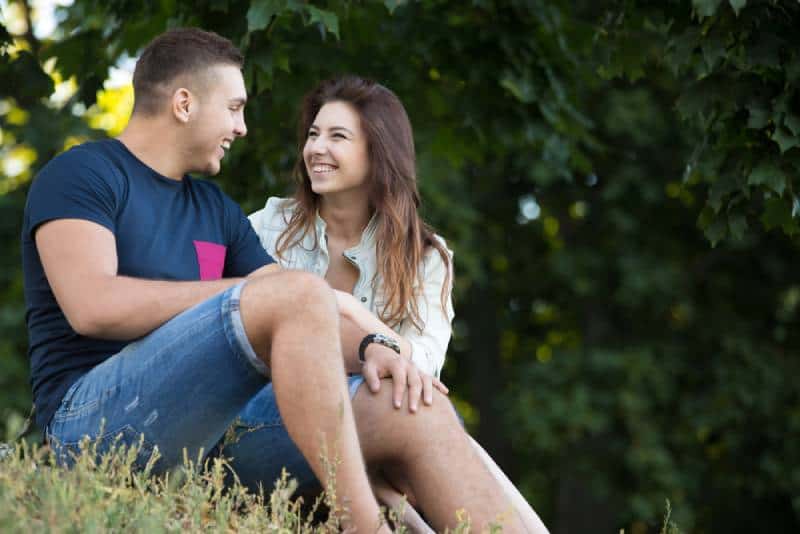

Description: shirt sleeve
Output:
[25,147,122,239]
[224,199,275,277]
[398,239,455,378]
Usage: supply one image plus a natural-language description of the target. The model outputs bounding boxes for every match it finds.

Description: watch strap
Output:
[358,333,401,364]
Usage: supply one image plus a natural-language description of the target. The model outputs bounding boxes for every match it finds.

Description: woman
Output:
[249,76,546,533]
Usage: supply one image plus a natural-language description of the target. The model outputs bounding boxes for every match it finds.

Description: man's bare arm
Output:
[35,218,278,340]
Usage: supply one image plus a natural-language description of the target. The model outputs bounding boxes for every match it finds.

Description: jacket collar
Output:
[313,210,379,256]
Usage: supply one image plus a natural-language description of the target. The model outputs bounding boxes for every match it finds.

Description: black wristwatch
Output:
[358,333,401,364]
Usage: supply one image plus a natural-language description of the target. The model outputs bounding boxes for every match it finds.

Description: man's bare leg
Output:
[239,271,387,533]
[352,381,527,533]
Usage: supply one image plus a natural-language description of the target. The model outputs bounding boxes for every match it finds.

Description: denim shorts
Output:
[46,281,364,493]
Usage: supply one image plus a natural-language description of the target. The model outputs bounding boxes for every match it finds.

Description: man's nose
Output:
[234,116,247,137]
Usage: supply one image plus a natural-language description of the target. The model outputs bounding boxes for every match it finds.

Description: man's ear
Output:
[171,87,194,123]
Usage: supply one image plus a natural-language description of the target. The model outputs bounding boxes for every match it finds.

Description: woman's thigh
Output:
[47,282,269,471]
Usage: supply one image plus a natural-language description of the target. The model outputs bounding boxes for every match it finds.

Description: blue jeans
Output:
[46,282,363,493]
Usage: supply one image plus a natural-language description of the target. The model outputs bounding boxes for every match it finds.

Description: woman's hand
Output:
[361,343,449,413]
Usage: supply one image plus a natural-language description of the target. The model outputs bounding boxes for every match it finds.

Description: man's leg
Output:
[351,381,529,533]
[47,271,387,533]
[239,271,385,532]
[46,282,272,471]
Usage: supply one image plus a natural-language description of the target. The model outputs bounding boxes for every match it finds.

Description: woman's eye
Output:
[307,130,318,138]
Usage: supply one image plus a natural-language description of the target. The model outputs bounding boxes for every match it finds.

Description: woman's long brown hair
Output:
[275,75,452,330]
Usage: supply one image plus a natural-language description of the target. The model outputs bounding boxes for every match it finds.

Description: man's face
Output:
[184,64,248,176]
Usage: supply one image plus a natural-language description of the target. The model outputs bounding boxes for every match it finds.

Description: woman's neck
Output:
[319,194,372,245]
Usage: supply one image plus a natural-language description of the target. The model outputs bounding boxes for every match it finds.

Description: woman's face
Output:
[303,101,370,198]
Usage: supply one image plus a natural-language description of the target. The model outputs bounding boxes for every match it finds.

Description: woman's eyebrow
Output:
[329,126,354,136]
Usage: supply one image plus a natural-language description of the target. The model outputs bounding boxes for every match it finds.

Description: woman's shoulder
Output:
[422,232,454,275]
[249,196,297,232]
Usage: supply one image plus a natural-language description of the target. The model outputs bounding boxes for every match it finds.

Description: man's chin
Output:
[194,161,222,176]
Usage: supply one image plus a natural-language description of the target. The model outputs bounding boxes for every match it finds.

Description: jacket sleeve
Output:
[398,239,455,378]
[248,197,288,263]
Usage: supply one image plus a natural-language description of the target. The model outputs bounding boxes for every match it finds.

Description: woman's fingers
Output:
[433,377,449,395]
[362,360,382,393]
[407,368,423,412]
[421,373,434,406]
[391,361,408,409]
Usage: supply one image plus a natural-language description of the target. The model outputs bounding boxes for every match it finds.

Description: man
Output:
[22,28,524,532]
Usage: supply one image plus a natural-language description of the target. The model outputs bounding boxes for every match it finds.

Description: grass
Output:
[0,436,383,533]
[0,435,680,533]
[0,434,469,533]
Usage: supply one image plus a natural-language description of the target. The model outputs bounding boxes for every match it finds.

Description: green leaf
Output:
[0,51,54,104]
[762,197,798,234]
[383,0,406,14]
[693,0,723,19]
[729,0,747,16]
[0,23,11,45]
[208,0,230,13]
[704,216,728,246]
[701,33,726,71]
[728,212,748,241]
[247,0,285,33]
[746,104,769,129]
[747,162,785,196]
[499,74,536,104]
[709,173,743,212]
[306,6,339,39]
[771,127,800,154]
[784,114,800,136]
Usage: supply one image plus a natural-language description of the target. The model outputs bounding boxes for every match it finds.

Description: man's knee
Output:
[242,270,335,320]
[239,271,337,362]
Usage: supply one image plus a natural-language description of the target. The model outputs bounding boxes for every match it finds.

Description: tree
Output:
[1,1,798,531]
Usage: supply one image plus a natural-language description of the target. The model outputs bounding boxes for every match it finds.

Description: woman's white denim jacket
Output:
[249,197,454,378]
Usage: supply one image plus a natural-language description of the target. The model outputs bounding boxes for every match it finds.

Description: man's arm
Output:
[35,218,276,340]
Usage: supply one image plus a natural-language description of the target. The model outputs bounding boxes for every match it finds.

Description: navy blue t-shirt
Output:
[22,139,273,431]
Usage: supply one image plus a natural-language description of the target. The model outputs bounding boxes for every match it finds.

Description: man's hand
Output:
[361,344,449,413]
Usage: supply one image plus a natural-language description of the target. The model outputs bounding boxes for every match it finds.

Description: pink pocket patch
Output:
[193,241,227,281]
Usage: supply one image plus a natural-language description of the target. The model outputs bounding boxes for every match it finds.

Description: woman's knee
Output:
[355,379,460,435]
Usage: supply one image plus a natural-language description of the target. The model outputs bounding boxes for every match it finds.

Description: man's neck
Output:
[319,194,372,245]
[117,116,186,181]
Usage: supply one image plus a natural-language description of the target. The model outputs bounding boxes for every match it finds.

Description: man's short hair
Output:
[132,28,244,115]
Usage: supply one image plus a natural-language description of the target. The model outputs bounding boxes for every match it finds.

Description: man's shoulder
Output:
[34,140,124,185]
[59,138,123,164]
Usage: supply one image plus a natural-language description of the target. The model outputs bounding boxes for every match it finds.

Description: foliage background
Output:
[2,0,799,532]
